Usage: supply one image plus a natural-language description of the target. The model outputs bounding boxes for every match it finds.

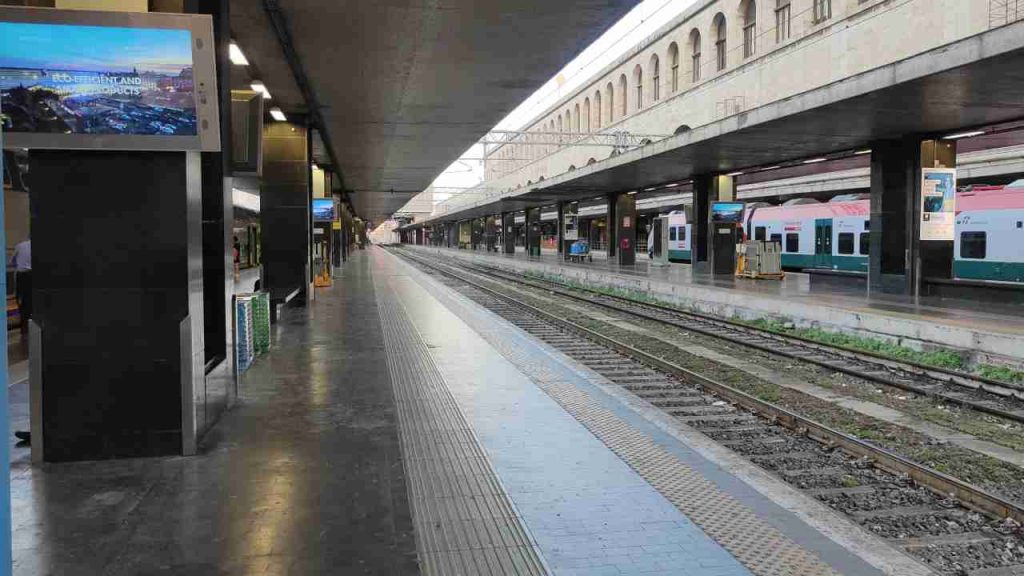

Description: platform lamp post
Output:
[0,101,13,574]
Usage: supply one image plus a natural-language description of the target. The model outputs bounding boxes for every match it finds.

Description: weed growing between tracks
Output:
[521,269,1024,386]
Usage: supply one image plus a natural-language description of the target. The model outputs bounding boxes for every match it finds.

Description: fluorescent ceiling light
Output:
[627,191,637,195]
[644,187,658,192]
[803,157,827,164]
[232,188,260,213]
[269,107,287,122]
[854,149,872,155]
[759,166,780,171]
[251,81,271,99]
[665,183,680,188]
[943,130,985,140]
[229,43,248,66]
[726,171,744,177]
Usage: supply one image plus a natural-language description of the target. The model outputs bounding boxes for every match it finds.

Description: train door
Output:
[814,218,833,268]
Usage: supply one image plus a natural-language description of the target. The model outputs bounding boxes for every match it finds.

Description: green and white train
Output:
[664,183,1024,283]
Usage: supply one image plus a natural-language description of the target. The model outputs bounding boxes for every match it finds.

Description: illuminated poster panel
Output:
[0,7,219,151]
[920,168,956,241]
[0,23,196,136]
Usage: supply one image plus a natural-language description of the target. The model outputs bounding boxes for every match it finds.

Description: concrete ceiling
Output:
[231,0,637,226]
[412,18,1024,224]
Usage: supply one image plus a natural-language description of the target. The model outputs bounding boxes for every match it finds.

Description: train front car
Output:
[955,181,1024,283]
[665,210,692,262]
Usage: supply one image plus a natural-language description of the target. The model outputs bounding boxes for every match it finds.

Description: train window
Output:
[837,233,855,255]
[680,227,687,241]
[670,227,677,241]
[755,226,767,241]
[1018,221,1022,229]
[864,220,870,231]
[770,233,782,246]
[961,231,987,259]
[785,233,799,253]
[859,233,869,255]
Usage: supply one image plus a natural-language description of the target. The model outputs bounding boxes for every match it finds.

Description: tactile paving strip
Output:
[538,381,840,576]
[374,275,549,576]
[436,292,845,576]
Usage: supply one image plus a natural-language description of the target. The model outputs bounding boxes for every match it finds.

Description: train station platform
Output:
[8,247,933,575]
[405,245,1024,366]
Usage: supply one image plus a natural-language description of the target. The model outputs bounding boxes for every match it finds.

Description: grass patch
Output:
[978,364,1024,385]
[525,269,1024,388]
[740,318,965,370]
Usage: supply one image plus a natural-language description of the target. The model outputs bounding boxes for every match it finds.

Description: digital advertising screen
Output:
[0,22,196,136]
[0,7,219,152]
[711,202,745,223]
[312,199,336,222]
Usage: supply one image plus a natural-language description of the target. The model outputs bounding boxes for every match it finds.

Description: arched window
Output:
[689,29,702,82]
[618,74,628,117]
[573,103,581,133]
[650,54,660,102]
[668,42,680,92]
[713,13,727,71]
[557,115,563,135]
[583,98,591,133]
[633,65,643,110]
[742,1,757,58]
[594,91,603,129]
[606,82,615,122]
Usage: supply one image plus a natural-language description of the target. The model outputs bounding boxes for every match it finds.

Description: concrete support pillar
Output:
[474,217,485,250]
[30,151,205,461]
[502,213,515,254]
[561,202,579,260]
[261,122,310,306]
[691,174,735,275]
[485,216,497,252]
[606,193,617,258]
[613,193,637,266]
[526,207,542,257]
[869,138,956,295]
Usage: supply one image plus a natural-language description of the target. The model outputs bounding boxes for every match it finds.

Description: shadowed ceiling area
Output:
[231,0,638,225]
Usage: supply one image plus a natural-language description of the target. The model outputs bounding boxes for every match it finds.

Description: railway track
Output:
[395,248,1024,576]
[431,253,1024,427]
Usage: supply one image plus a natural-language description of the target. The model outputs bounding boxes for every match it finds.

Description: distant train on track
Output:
[663,181,1024,283]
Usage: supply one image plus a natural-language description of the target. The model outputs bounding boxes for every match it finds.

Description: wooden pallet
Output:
[736,270,786,280]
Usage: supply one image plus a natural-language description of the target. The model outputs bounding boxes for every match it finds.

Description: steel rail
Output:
[397,249,1024,525]
[449,257,1024,423]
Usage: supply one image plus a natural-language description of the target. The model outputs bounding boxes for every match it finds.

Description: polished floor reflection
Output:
[9,251,417,575]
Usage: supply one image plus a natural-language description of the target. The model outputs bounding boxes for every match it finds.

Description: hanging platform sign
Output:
[920,168,957,241]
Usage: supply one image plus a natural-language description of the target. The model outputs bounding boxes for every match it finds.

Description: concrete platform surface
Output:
[7,248,932,575]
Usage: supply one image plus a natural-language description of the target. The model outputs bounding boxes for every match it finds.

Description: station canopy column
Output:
[691,174,735,275]
[869,138,957,295]
[614,192,637,266]
[526,207,542,257]
[502,213,516,254]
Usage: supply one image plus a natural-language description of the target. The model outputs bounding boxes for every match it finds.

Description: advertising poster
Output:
[563,214,578,241]
[920,168,956,241]
[0,22,196,136]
